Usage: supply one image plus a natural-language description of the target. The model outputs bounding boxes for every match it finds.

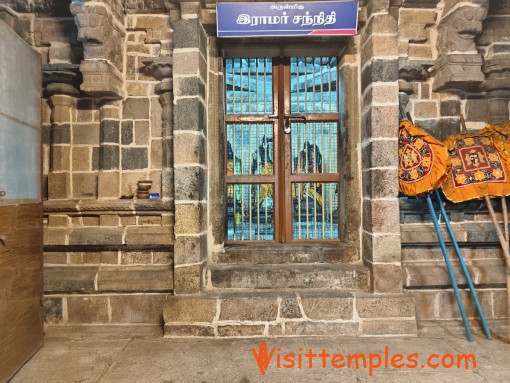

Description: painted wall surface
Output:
[0,19,44,382]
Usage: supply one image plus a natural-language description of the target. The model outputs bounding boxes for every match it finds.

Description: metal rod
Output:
[426,193,473,341]
[328,58,332,112]
[248,58,251,114]
[231,59,236,114]
[263,59,267,114]
[320,57,324,112]
[313,123,317,238]
[434,189,492,339]
[304,57,308,113]
[322,123,326,238]
[312,57,316,113]
[296,58,300,113]
[256,59,259,114]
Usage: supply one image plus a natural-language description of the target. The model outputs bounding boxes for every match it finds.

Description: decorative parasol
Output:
[444,116,510,341]
[398,112,491,341]
[442,125,510,203]
[398,120,449,196]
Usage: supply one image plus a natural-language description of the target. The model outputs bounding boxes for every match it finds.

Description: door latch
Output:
[0,235,6,246]
[283,115,306,134]
[0,190,5,197]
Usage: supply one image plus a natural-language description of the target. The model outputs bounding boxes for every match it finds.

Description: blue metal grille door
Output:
[224,57,340,242]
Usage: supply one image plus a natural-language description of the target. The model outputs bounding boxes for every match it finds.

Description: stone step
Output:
[212,244,359,265]
[162,291,417,337]
[205,263,370,291]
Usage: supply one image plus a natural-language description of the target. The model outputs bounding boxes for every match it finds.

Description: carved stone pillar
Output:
[478,1,510,124]
[143,56,175,239]
[43,64,81,199]
[431,0,489,93]
[70,0,125,100]
[97,101,122,198]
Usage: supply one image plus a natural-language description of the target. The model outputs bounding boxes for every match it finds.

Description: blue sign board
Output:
[217,1,358,38]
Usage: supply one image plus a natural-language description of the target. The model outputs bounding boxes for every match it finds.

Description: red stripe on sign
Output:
[309,29,357,35]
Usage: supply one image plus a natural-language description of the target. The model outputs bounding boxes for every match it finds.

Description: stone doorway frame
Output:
[172,5,403,295]
[207,38,362,251]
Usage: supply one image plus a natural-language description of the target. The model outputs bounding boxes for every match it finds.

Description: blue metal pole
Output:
[425,193,473,341]
[434,189,492,339]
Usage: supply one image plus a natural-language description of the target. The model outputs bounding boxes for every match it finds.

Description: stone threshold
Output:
[162,292,417,338]
[205,263,370,291]
[213,243,359,264]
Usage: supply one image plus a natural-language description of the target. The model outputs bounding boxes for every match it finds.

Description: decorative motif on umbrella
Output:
[398,120,448,196]
[442,125,510,203]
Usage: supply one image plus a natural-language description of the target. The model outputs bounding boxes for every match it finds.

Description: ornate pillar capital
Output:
[43,64,81,98]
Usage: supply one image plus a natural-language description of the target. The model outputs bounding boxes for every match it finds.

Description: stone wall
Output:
[1,1,177,329]
[395,0,509,335]
[1,0,508,335]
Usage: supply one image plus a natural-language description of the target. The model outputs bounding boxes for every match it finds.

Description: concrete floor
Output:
[11,328,510,383]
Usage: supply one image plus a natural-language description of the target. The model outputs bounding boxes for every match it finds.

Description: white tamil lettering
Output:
[324,11,336,25]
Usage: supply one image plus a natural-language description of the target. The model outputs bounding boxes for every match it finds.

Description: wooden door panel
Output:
[0,203,44,382]
[0,19,44,382]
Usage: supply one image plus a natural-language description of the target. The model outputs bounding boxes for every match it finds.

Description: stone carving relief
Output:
[431,0,489,92]
[71,0,123,70]
[70,0,126,99]
[437,5,488,54]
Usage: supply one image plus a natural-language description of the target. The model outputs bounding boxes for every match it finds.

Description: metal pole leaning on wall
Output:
[425,193,474,341]
[434,189,492,339]
[399,106,472,340]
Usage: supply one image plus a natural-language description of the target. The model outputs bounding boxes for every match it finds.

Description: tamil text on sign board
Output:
[217,1,359,38]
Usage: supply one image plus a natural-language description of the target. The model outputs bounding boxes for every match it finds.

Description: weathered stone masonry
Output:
[0,0,507,336]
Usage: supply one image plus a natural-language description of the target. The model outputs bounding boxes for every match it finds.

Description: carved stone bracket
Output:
[431,54,485,93]
[70,0,126,100]
[432,0,489,93]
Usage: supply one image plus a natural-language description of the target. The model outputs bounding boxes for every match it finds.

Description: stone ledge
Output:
[44,265,173,293]
[43,293,173,326]
[403,259,506,288]
[401,222,501,244]
[44,199,173,213]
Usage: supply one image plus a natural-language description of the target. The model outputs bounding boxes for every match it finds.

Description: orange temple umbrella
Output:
[443,117,510,340]
[442,125,510,203]
[398,119,449,196]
